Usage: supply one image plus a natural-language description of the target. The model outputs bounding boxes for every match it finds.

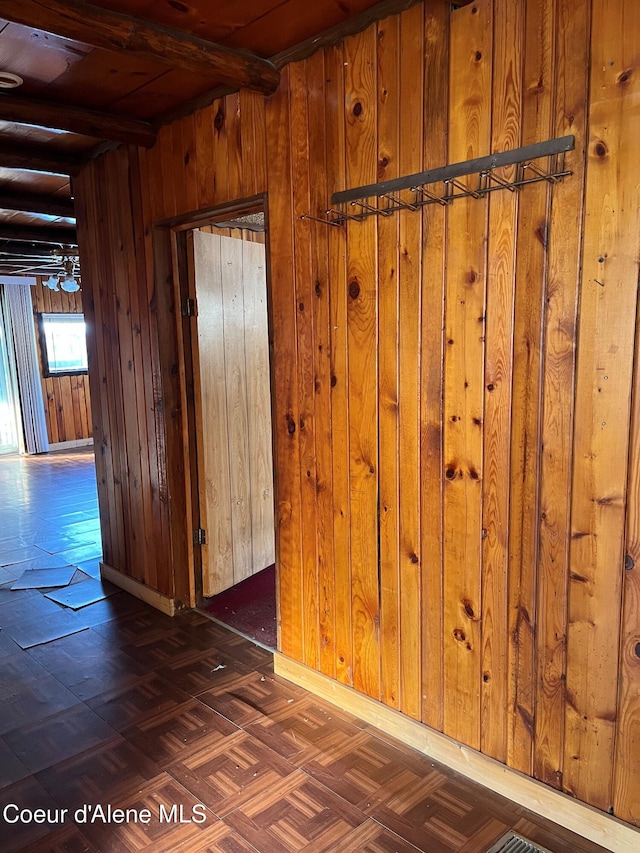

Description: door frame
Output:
[152,193,278,613]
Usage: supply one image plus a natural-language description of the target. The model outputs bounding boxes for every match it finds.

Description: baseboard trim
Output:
[274,653,639,853]
[49,438,94,450]
[100,563,175,616]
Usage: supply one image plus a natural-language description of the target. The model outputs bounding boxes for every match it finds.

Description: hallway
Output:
[0,451,608,852]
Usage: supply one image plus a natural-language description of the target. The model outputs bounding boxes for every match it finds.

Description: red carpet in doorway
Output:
[201,565,276,648]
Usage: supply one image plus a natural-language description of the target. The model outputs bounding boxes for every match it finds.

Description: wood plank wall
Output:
[73,0,640,827]
[30,281,92,444]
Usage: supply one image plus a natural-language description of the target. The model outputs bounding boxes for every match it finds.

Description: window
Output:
[38,313,88,377]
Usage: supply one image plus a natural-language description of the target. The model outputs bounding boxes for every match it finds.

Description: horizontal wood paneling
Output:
[30,282,92,445]
[73,0,640,831]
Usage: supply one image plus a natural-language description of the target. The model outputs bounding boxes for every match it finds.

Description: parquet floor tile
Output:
[72,774,216,853]
[331,819,425,852]
[36,738,164,811]
[2,703,118,773]
[198,668,308,727]
[0,777,66,853]
[167,729,297,817]
[120,698,239,767]
[0,451,612,853]
[244,695,367,766]
[86,672,193,731]
[224,769,367,852]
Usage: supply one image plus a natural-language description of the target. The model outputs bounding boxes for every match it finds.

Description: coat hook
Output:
[381,192,419,211]
[325,207,363,222]
[444,177,483,200]
[480,169,518,191]
[299,213,343,227]
[411,186,450,206]
[521,161,561,183]
[350,200,394,217]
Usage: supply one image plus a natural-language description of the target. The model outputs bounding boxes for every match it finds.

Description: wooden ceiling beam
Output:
[0,192,74,218]
[0,95,156,147]
[0,224,77,245]
[0,141,82,175]
[1,0,280,96]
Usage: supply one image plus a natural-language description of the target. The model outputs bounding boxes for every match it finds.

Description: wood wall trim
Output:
[1,0,279,96]
[274,654,640,853]
[100,562,176,615]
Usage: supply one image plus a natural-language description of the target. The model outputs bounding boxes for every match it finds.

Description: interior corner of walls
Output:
[100,562,176,616]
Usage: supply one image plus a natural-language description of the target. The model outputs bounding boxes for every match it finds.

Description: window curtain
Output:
[0,283,49,454]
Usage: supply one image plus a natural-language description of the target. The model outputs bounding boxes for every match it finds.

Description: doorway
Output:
[177,205,277,648]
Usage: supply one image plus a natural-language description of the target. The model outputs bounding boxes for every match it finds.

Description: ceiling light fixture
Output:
[0,72,24,89]
[59,258,80,292]
[43,258,81,293]
[44,274,60,291]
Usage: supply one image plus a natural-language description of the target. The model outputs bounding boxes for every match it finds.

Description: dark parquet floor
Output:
[0,450,611,852]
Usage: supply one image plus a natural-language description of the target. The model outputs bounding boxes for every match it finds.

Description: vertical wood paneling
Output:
[443,0,491,750]
[615,298,640,825]
[265,66,304,660]
[507,0,555,776]
[73,0,640,830]
[377,12,401,711]
[326,43,353,687]
[397,2,423,722]
[290,59,320,670]
[533,0,590,789]
[420,0,449,732]
[306,49,336,680]
[344,26,381,700]
[564,0,640,811]
[480,0,522,763]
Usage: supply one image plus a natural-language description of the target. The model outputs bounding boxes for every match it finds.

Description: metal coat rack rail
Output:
[300,135,574,227]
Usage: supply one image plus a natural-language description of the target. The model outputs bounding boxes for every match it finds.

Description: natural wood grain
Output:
[480,0,522,764]
[564,0,640,812]
[306,48,336,680]
[243,239,275,574]
[442,0,491,749]
[507,0,555,776]
[289,59,320,671]
[265,65,303,659]
[192,231,233,595]
[376,12,401,711]
[344,25,380,700]
[397,2,423,721]
[420,0,448,732]
[220,235,252,583]
[0,0,280,94]
[0,92,156,147]
[614,297,640,826]
[533,0,589,790]
[325,42,353,687]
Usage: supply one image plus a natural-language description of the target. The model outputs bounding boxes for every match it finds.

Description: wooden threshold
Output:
[274,654,640,853]
[100,562,176,616]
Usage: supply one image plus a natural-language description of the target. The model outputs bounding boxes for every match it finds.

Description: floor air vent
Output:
[484,831,555,853]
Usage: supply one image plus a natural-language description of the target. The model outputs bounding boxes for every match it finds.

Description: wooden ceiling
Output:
[0,0,401,274]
